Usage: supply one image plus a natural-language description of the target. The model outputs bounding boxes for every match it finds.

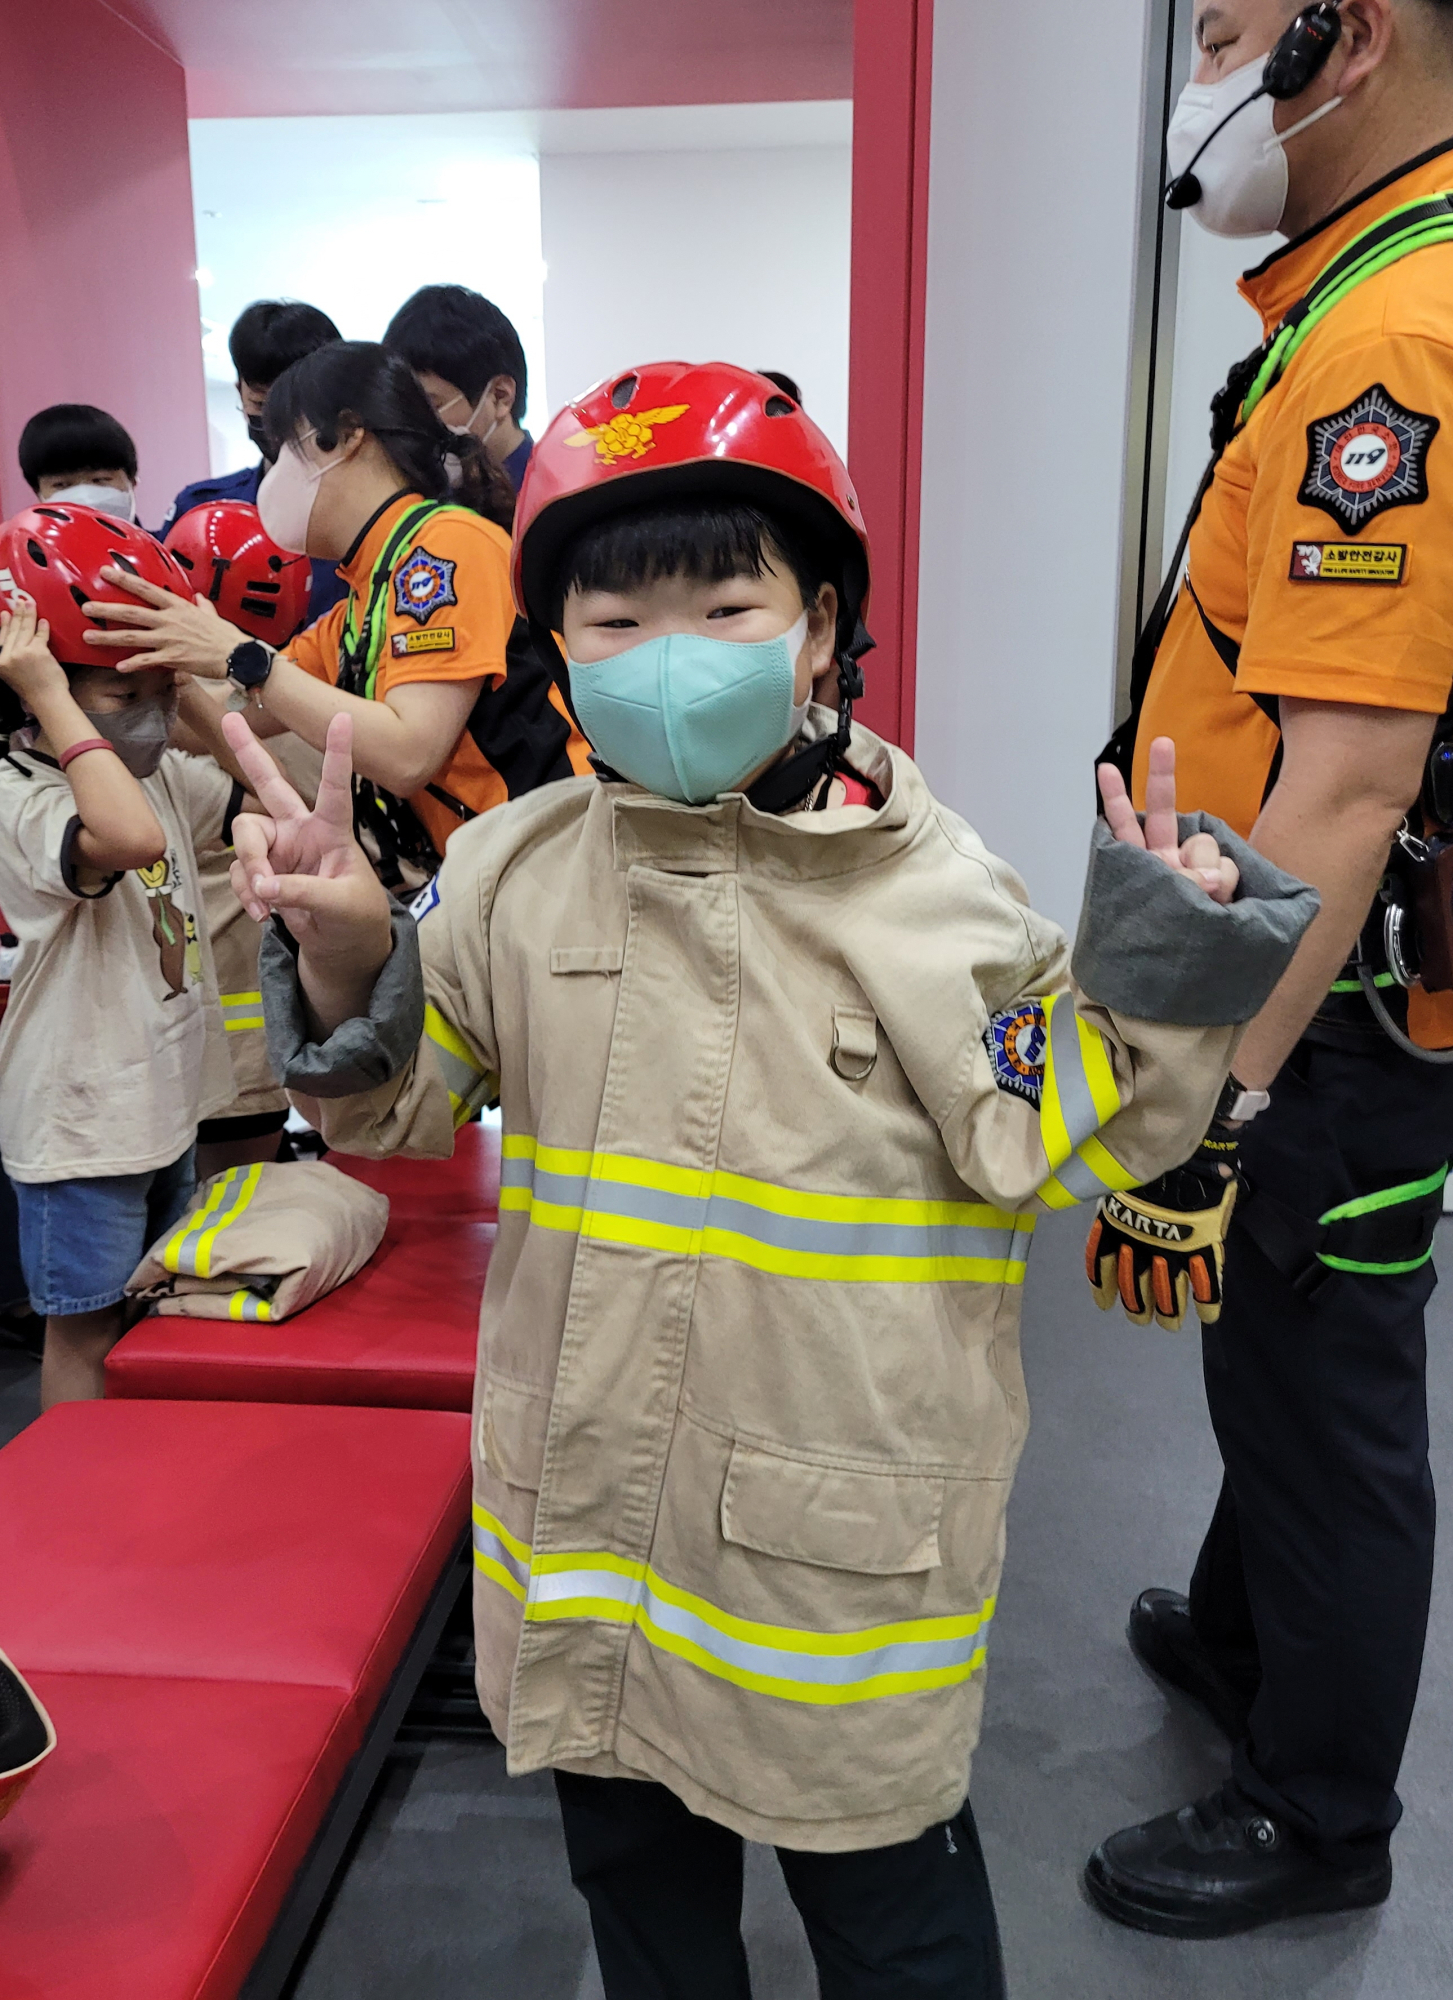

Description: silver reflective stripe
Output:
[1047,996,1104,1153]
[165,1167,257,1277]
[509,1157,1027,1267]
[526,1565,992,1690]
[1047,1151,1121,1203]
[474,1518,530,1595]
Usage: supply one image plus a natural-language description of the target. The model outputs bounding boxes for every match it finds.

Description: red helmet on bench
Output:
[0,502,190,670]
[164,501,311,644]
[0,1647,56,1824]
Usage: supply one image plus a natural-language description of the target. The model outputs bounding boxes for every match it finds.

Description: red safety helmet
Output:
[0,502,191,670]
[0,1647,56,1825]
[164,501,311,643]
[512,361,871,647]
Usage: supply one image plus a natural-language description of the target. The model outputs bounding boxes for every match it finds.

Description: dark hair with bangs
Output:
[263,340,515,530]
[230,299,342,388]
[19,404,137,491]
[384,285,529,422]
[553,501,830,627]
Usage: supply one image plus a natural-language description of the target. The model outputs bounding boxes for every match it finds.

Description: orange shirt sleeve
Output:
[283,599,348,686]
[1237,328,1453,715]
[374,513,514,699]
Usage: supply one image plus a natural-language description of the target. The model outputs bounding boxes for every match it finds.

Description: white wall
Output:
[914,1,1157,933]
[188,103,851,476]
[539,103,852,451]
[1161,226,1278,556]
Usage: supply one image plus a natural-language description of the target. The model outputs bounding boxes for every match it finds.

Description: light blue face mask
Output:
[567,614,810,806]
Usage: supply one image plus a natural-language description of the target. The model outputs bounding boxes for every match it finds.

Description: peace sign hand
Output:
[1097,737,1239,904]
[222,710,394,968]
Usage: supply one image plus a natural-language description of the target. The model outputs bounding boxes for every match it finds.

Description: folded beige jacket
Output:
[127,1160,388,1321]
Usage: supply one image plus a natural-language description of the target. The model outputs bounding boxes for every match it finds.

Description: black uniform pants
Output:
[554,1771,1006,2000]
[1187,1033,1453,1860]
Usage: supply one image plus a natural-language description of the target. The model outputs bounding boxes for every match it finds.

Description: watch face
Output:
[229,640,271,687]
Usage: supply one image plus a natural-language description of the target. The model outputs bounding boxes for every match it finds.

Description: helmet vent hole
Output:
[171,549,195,571]
[611,375,637,410]
[109,551,140,576]
[25,540,47,566]
[239,597,277,619]
[69,586,88,610]
[33,507,68,521]
[764,396,796,417]
[267,555,284,571]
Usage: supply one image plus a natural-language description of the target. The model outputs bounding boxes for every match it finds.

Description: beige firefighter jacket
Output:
[263,721,1315,1851]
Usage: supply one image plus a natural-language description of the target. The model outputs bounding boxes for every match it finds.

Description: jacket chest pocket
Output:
[720,1441,943,1575]
[550,947,624,976]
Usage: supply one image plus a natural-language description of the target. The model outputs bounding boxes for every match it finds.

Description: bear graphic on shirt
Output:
[136,854,189,999]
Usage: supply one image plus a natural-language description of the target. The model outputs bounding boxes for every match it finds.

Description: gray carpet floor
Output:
[3,1211,1450,1995]
[292,1210,1453,1998]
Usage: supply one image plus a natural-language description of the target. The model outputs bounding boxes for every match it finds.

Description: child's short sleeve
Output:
[157,751,240,852]
[0,772,118,911]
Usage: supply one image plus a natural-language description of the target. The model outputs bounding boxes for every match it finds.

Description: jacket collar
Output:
[1239,139,1453,334]
[604,715,928,878]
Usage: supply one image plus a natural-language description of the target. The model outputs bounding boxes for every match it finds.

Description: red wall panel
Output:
[847,0,933,752]
[0,0,208,526]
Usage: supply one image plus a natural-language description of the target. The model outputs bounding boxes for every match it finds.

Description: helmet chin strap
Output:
[746,616,875,816]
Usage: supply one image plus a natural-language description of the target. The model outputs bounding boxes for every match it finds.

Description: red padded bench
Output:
[332,1116,501,1221]
[106,1211,492,1412]
[0,1398,470,2000]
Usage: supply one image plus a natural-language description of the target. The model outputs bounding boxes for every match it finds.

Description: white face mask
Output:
[256,431,340,554]
[440,386,501,445]
[1166,53,1343,238]
[49,481,136,522]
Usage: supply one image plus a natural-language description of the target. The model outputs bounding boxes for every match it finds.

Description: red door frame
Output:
[847,0,934,753]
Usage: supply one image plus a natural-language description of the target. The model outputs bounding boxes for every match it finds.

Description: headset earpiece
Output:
[1264,3,1342,101]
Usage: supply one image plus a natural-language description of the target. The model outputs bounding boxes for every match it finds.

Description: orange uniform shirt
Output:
[1138,148,1453,831]
[288,493,590,859]
[1135,148,1453,1045]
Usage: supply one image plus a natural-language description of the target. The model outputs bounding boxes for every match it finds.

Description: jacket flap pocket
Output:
[479,1377,553,1491]
[720,1442,942,1575]
[550,946,624,975]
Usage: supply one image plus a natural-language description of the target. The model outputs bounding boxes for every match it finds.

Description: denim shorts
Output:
[13,1146,197,1317]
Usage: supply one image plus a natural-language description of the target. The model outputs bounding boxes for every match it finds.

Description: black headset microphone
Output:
[1165,2,1343,211]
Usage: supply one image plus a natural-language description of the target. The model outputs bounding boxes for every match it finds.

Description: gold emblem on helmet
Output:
[565,405,690,464]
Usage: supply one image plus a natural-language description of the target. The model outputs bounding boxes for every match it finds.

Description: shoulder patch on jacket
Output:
[394,548,458,624]
[984,1002,1047,1107]
[1299,384,1439,535]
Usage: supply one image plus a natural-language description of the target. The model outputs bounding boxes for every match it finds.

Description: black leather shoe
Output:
[1085,1787,1392,1937]
[1128,1588,1252,1741]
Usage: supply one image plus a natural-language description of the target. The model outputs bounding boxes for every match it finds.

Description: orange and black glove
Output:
[1085,1085,1249,1331]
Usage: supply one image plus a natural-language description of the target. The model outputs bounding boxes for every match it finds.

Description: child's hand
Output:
[1097,737,1239,905]
[0,597,66,707]
[221,710,393,967]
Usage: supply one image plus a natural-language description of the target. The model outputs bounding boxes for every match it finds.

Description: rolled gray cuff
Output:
[259,907,426,1098]
[1071,812,1320,1025]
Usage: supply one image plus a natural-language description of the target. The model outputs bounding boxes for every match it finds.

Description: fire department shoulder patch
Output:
[393,548,458,624]
[984,1002,1048,1108]
[1299,384,1439,535]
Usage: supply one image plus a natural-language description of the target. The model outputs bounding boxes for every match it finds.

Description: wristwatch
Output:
[226,638,275,708]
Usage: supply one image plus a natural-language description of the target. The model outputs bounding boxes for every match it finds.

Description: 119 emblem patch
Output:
[984,1002,1047,1108]
[393,548,458,624]
[1299,383,1438,535]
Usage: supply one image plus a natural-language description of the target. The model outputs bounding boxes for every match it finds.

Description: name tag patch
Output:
[1289,542,1406,585]
[391,626,457,656]
[984,1003,1047,1108]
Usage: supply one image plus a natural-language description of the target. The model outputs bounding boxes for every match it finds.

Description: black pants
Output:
[554,1771,1006,1999]
[1187,1033,1453,1860]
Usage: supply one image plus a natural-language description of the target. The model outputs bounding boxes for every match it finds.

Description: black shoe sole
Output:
[1083,1854,1393,1938]
[1127,1606,1251,1743]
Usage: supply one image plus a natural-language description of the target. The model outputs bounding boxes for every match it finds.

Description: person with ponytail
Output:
[78,341,590,881]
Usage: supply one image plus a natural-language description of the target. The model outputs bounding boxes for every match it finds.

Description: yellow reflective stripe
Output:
[1076,1132,1139,1192]
[472,1504,532,1602]
[227,1288,272,1322]
[1074,1014,1122,1128]
[514,1550,994,1705]
[1037,1174,1079,1212]
[162,1166,263,1277]
[1037,994,1076,1172]
[1035,1132,1141,1211]
[424,1001,493,1129]
[220,989,265,1031]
